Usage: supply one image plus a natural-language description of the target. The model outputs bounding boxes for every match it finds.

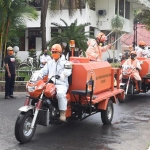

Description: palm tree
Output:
[35,0,95,50]
[0,0,38,58]
[50,18,91,55]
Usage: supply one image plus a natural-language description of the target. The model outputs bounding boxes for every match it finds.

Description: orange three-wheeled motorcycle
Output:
[120,58,150,98]
[15,57,124,144]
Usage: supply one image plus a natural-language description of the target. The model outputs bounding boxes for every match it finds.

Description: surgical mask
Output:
[52,53,60,60]
[44,52,47,56]
[8,51,14,55]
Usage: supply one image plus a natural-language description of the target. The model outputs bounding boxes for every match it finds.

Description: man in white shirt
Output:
[135,41,147,58]
[39,44,72,121]
[40,49,51,68]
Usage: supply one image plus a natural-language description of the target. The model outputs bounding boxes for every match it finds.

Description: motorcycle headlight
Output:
[27,86,37,92]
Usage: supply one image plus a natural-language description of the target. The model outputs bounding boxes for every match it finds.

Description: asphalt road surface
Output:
[0,92,150,150]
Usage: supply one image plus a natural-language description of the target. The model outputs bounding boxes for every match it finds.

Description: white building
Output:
[17,0,150,61]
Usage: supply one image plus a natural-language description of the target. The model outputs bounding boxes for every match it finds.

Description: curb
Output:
[0,85,26,92]
[0,92,28,99]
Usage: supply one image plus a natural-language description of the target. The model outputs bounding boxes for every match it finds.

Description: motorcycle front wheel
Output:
[15,110,36,144]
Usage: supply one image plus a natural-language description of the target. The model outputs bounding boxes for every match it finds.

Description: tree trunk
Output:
[0,21,5,56]
[3,18,10,58]
[41,0,49,51]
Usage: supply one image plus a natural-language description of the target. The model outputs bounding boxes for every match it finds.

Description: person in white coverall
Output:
[39,44,72,121]
[86,32,111,61]
[135,41,147,58]
[120,51,142,93]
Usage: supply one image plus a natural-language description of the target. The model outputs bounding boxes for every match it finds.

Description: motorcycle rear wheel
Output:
[101,100,114,125]
[15,110,36,144]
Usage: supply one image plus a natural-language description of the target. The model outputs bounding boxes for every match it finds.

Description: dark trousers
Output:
[5,73,15,97]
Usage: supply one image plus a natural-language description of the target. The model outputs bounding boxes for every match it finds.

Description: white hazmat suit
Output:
[39,57,72,111]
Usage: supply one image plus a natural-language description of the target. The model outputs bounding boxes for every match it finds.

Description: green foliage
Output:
[41,0,95,53]
[16,72,30,81]
[111,15,124,30]
[15,55,21,69]
[110,62,120,68]
[50,18,91,52]
[49,0,95,17]
[0,0,38,55]
[134,10,150,30]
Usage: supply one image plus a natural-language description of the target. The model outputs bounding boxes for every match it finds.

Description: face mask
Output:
[8,51,13,55]
[44,52,47,56]
[131,54,135,60]
[52,53,60,60]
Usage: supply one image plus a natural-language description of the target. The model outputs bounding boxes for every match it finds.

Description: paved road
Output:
[0,92,150,150]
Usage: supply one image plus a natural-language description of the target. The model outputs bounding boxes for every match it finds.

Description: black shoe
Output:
[9,95,16,99]
[134,90,140,94]
[5,96,11,99]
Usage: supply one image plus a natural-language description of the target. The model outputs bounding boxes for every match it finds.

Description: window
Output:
[115,0,118,15]
[119,0,124,17]
[89,27,95,36]
[28,29,41,38]
[29,0,42,11]
[115,0,130,19]
[51,27,59,38]
[28,28,41,50]
[115,0,124,16]
[125,1,130,19]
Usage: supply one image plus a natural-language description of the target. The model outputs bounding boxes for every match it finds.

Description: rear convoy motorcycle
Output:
[119,58,150,102]
[15,57,124,144]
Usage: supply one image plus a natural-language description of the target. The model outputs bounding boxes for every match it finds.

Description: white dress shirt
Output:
[40,54,51,68]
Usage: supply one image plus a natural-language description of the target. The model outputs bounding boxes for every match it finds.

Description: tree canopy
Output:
[0,0,38,57]
[50,18,92,54]
[134,10,150,30]
[35,0,95,50]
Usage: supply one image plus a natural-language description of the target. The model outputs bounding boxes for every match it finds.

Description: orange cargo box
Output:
[69,61,112,94]
[139,58,150,77]
[70,57,89,63]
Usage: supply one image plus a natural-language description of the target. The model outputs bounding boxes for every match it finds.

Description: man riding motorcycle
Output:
[39,44,72,121]
[86,32,111,61]
[120,51,142,93]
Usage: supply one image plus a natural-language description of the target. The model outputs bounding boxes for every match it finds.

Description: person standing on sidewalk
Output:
[4,46,16,99]
[39,48,51,68]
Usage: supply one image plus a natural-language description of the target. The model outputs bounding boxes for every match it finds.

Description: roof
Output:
[121,24,150,46]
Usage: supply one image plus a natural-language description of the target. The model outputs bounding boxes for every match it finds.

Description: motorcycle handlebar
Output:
[46,75,60,84]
